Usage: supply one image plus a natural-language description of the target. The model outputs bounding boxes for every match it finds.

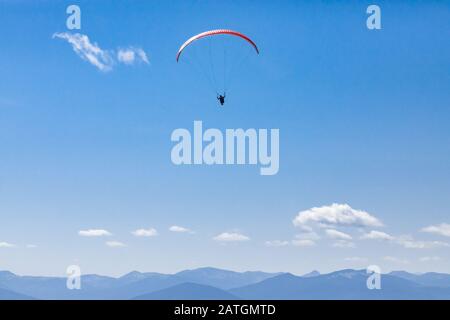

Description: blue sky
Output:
[0,0,449,277]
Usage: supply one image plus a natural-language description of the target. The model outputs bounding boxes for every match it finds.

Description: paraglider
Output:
[176,29,259,106]
[217,93,226,106]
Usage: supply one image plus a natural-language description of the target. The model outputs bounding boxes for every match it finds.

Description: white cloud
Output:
[169,225,193,234]
[360,230,394,241]
[325,229,352,240]
[419,256,441,262]
[0,242,15,248]
[396,237,449,249]
[53,32,114,72]
[265,240,290,247]
[26,244,37,249]
[291,239,316,247]
[106,241,126,248]
[213,232,250,242]
[384,256,409,264]
[78,229,112,237]
[293,203,382,228]
[421,223,450,237]
[132,228,158,237]
[332,240,356,248]
[53,33,149,71]
[358,231,448,249]
[117,47,149,65]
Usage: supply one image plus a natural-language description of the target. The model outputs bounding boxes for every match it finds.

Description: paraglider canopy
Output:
[176,29,259,62]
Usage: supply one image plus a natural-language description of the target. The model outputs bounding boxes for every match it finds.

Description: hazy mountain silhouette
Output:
[1,268,450,300]
[0,267,280,299]
[107,273,185,299]
[230,269,450,300]
[134,282,238,300]
[0,271,68,299]
[0,287,34,300]
[389,271,450,288]
[175,267,283,290]
[302,270,320,278]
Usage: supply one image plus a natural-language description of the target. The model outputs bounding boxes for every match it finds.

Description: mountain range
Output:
[1,267,449,300]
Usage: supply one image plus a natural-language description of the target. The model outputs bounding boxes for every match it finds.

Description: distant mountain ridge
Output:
[302,270,320,278]
[0,287,34,300]
[389,271,450,288]
[0,267,281,300]
[1,267,449,300]
[174,267,283,290]
[134,283,238,300]
[230,269,450,300]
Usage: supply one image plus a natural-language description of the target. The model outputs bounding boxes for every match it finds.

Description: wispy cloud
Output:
[360,230,449,249]
[332,240,356,248]
[213,232,250,242]
[421,223,450,237]
[132,228,158,237]
[360,230,394,241]
[117,47,149,65]
[265,240,290,247]
[78,229,112,237]
[293,203,382,228]
[169,225,194,234]
[396,236,449,249]
[419,256,441,262]
[325,229,352,240]
[384,256,409,264]
[106,241,126,248]
[53,33,114,72]
[53,32,149,71]
[0,242,15,248]
[358,229,448,249]
[291,239,316,247]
